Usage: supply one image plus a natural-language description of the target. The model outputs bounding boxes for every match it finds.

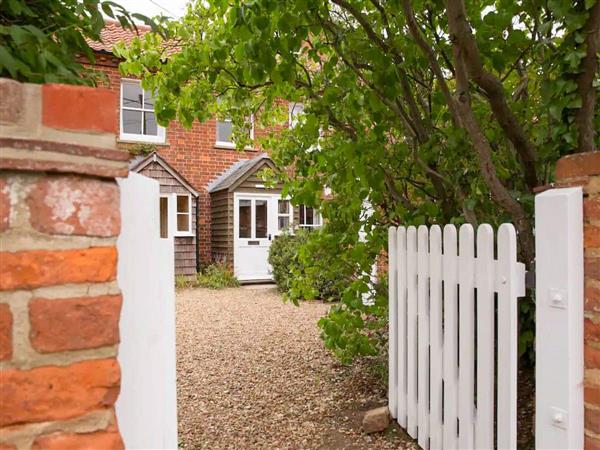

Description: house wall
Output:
[0,79,127,449]
[210,190,233,264]
[137,161,197,275]
[90,54,266,264]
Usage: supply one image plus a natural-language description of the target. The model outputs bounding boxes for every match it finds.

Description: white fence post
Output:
[535,187,584,449]
[116,173,178,450]
[388,226,398,419]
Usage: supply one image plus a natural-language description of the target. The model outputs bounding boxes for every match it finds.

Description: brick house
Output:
[87,22,321,281]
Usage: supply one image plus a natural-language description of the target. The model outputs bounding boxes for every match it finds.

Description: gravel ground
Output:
[176,286,418,450]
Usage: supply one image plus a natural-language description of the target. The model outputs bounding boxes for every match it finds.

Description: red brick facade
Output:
[91,53,265,264]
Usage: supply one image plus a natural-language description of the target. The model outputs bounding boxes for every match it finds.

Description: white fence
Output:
[388,223,525,449]
[116,173,178,449]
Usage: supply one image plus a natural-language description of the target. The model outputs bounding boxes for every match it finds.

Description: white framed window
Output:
[120,79,165,143]
[158,193,193,238]
[288,102,304,128]
[277,199,293,231]
[216,115,254,148]
[299,205,321,229]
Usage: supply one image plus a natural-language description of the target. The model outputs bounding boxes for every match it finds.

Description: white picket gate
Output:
[387,223,526,450]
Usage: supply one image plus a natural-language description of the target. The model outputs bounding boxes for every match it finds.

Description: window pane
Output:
[278,216,289,230]
[255,200,267,238]
[299,205,305,224]
[143,89,155,109]
[289,103,303,128]
[177,195,189,213]
[239,199,251,238]
[122,109,142,134]
[177,213,189,232]
[143,111,158,136]
[305,206,314,225]
[123,83,142,108]
[278,200,289,214]
[217,120,233,143]
[160,197,168,238]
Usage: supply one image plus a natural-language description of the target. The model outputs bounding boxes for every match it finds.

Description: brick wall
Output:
[92,54,264,264]
[0,78,127,450]
[556,151,600,449]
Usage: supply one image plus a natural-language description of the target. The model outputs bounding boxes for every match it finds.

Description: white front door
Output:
[234,193,279,281]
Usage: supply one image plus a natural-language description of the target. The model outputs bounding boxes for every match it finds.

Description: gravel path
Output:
[176,287,417,449]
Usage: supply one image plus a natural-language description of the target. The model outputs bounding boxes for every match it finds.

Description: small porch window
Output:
[299,205,321,229]
[159,194,193,238]
[277,199,293,231]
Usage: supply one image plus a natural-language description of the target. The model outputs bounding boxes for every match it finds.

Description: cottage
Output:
[86,22,321,281]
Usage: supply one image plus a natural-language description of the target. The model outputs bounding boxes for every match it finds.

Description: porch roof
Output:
[207,153,272,193]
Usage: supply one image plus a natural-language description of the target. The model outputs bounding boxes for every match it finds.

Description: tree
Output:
[118,0,599,361]
[0,0,158,85]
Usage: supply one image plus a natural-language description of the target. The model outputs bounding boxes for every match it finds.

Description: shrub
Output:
[175,274,194,290]
[268,228,354,303]
[197,263,239,289]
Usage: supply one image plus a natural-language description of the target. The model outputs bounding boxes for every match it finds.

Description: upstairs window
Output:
[289,102,304,128]
[216,115,254,147]
[299,205,321,229]
[120,80,165,143]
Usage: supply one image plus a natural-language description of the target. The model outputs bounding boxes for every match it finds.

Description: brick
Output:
[587,434,600,450]
[0,303,12,361]
[587,225,600,249]
[0,359,120,427]
[557,152,600,179]
[587,317,600,343]
[587,345,600,369]
[0,178,9,233]
[0,247,117,291]
[32,430,124,450]
[29,295,121,352]
[0,444,17,450]
[586,196,600,222]
[0,158,128,179]
[0,78,23,125]
[587,406,600,435]
[587,257,600,281]
[27,176,120,237]
[42,84,116,134]
[587,284,600,312]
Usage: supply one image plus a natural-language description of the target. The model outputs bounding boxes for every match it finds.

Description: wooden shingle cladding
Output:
[208,155,284,266]
[132,153,199,276]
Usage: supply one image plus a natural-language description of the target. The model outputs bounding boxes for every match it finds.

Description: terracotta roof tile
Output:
[87,20,151,53]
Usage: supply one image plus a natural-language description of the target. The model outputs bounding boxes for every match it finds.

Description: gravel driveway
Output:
[176,286,417,449]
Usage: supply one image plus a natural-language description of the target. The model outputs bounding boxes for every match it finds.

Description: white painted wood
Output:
[475,224,495,449]
[458,224,475,449]
[397,226,408,428]
[535,187,584,450]
[429,225,443,450]
[388,226,398,419]
[417,225,430,449]
[407,226,419,438]
[116,173,178,450]
[233,192,279,281]
[442,224,459,450]
[497,224,518,450]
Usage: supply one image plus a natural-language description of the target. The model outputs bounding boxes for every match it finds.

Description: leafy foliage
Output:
[268,228,354,303]
[0,0,158,85]
[117,0,599,364]
[196,263,240,289]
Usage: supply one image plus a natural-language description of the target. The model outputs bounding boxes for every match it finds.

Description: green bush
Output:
[197,263,240,289]
[175,274,194,290]
[268,228,353,303]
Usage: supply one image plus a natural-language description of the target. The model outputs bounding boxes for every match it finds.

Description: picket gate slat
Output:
[458,225,475,449]
[406,226,418,438]
[397,227,408,428]
[475,225,495,449]
[497,224,518,449]
[417,226,430,448]
[388,226,398,419]
[442,225,459,450]
[389,222,523,450]
[429,226,443,450]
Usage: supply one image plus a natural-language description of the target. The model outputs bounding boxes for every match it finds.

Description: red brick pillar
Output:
[556,152,600,448]
[0,79,128,449]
